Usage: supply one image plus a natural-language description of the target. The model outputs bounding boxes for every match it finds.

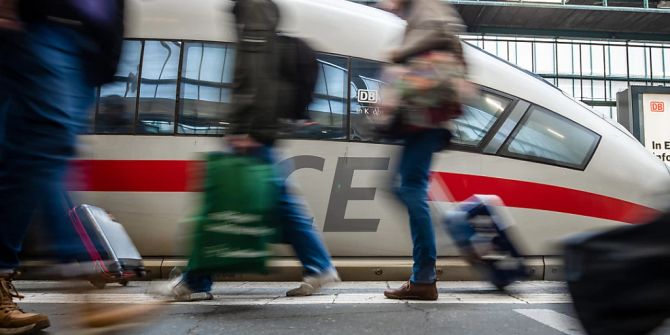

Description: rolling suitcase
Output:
[441,194,529,289]
[69,204,146,288]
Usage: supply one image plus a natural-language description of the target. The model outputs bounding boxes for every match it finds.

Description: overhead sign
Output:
[642,93,670,161]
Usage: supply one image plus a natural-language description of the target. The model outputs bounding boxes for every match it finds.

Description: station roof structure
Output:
[352,0,670,41]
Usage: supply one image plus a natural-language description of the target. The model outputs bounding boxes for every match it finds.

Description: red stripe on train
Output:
[430,172,656,224]
[70,160,201,193]
[69,160,657,224]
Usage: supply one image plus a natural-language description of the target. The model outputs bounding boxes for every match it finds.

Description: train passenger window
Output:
[499,106,600,169]
[178,43,235,135]
[97,40,142,134]
[452,91,511,146]
[298,54,348,139]
[137,40,181,134]
[348,58,512,146]
[349,58,386,142]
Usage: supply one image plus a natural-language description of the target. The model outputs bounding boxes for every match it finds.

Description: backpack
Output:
[275,34,319,120]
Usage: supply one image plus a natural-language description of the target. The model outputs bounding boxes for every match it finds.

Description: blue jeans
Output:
[396,129,450,284]
[0,24,95,270]
[183,146,334,292]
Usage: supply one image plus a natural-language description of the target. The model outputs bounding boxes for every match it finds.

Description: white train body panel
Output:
[72,0,670,257]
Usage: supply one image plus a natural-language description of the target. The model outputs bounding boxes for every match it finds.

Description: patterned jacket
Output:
[378,0,472,131]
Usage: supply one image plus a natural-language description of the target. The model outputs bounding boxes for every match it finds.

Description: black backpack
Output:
[275,34,319,120]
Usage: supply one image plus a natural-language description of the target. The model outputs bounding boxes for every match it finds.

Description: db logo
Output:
[357,90,378,103]
[651,101,665,113]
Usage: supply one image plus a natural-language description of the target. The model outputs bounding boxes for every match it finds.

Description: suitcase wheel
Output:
[119,280,129,287]
[135,269,147,278]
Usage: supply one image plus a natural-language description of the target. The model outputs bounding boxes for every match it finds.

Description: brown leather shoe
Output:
[384,281,438,301]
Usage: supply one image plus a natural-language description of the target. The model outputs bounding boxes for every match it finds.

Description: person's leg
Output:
[398,132,441,284]
[11,23,94,266]
[0,29,31,274]
[385,129,448,300]
[260,147,338,296]
[250,146,335,276]
[280,187,340,296]
[277,184,335,275]
[163,146,339,299]
[0,23,94,333]
[158,271,214,301]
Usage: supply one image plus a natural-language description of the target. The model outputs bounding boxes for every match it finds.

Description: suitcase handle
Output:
[69,209,110,273]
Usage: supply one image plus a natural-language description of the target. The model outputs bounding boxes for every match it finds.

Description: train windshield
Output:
[500,106,601,169]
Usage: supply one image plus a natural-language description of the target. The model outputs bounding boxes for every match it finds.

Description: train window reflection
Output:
[97,40,141,134]
[348,57,510,146]
[452,92,511,146]
[349,58,385,141]
[500,106,600,169]
[178,42,235,135]
[138,40,181,134]
[305,54,348,139]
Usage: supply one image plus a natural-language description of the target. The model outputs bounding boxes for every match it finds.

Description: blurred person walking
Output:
[161,0,340,301]
[377,0,468,300]
[0,1,159,333]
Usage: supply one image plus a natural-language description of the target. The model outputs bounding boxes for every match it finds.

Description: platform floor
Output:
[13,281,670,335]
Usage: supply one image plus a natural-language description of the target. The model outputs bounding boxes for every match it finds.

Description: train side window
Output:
[499,106,601,169]
[178,42,235,135]
[137,40,181,134]
[97,40,142,134]
[348,58,512,146]
[299,54,348,140]
[452,91,512,147]
[349,58,385,142]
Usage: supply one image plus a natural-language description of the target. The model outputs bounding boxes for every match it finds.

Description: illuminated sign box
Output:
[617,86,670,162]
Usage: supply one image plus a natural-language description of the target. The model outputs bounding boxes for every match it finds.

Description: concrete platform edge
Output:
[18,257,563,282]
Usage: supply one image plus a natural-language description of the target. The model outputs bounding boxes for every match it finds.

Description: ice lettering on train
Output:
[277,155,326,174]
[280,156,391,232]
[324,157,390,232]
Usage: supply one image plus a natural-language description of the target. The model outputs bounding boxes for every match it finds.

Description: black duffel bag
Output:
[564,211,670,335]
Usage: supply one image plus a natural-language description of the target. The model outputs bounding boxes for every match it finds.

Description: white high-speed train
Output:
[72,0,670,258]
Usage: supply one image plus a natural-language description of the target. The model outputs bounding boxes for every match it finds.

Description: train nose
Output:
[641,158,670,213]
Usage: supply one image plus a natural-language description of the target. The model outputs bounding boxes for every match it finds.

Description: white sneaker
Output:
[286,270,341,297]
[154,276,213,302]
